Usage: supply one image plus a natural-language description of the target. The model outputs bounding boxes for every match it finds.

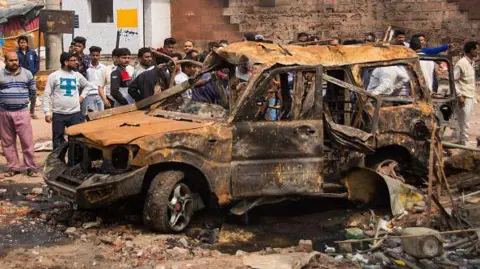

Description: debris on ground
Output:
[34,141,53,152]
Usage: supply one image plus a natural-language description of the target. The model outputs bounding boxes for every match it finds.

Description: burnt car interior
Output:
[360,63,418,105]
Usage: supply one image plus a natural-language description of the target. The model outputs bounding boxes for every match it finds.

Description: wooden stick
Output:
[444,235,478,249]
[426,124,437,227]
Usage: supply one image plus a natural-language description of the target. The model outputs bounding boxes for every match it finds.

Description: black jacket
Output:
[128,67,170,102]
[111,67,132,105]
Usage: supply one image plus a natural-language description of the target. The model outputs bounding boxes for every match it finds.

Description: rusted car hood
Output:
[66,110,213,146]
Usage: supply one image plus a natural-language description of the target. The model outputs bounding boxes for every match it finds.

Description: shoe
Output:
[31,114,39,119]
[26,169,40,177]
[3,171,20,177]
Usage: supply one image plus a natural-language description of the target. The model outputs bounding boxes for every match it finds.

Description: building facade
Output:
[60,0,480,53]
[171,0,480,48]
[62,0,171,53]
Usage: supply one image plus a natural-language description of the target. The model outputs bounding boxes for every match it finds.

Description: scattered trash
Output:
[34,141,53,152]
[401,227,443,259]
[82,217,102,229]
[31,188,43,195]
[351,253,369,264]
[324,244,336,254]
[178,237,189,248]
[65,227,77,235]
[345,227,364,240]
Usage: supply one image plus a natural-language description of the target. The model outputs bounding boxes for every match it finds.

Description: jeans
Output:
[52,112,83,150]
[81,94,104,116]
[457,97,475,145]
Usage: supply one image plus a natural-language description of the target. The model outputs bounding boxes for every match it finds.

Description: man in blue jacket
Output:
[16,36,39,119]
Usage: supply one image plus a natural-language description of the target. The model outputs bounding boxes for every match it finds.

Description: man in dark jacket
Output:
[128,66,170,102]
[16,36,39,119]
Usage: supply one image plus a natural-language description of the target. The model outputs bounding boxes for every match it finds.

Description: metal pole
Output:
[428,140,480,152]
[45,0,62,70]
[115,30,121,49]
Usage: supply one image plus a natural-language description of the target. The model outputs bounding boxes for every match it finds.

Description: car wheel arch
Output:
[141,162,216,208]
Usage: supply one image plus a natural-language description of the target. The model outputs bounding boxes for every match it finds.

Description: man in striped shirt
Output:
[0,52,38,178]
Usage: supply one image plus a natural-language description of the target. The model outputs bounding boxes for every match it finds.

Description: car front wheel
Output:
[143,171,194,233]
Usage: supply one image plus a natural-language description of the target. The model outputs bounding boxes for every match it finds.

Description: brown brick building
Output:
[171,0,480,48]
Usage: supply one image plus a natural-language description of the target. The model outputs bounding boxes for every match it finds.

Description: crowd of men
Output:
[0,29,477,178]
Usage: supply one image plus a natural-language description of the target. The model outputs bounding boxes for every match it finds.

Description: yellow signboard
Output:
[116,9,138,28]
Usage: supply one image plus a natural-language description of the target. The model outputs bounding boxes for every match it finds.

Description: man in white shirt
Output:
[82,46,110,118]
[367,66,411,96]
[175,56,196,99]
[410,37,435,92]
[455,41,478,145]
[132,47,154,80]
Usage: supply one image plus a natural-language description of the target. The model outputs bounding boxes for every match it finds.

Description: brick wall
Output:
[171,0,243,51]
[171,0,480,50]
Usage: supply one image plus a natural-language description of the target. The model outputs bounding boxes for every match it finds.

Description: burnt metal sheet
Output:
[343,168,425,216]
[231,120,323,197]
[214,42,418,68]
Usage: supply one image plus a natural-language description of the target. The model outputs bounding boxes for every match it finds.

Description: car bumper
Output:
[43,144,148,208]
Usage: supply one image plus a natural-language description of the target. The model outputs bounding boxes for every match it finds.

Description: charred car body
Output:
[44,43,445,232]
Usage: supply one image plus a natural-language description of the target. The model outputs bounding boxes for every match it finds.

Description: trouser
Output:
[52,112,83,150]
[457,97,475,145]
[0,110,36,172]
[29,95,36,115]
[81,94,104,117]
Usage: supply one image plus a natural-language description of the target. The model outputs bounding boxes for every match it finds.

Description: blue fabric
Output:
[421,45,449,55]
[266,96,281,121]
[16,48,39,75]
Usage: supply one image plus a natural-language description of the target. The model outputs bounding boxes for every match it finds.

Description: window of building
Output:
[90,0,114,23]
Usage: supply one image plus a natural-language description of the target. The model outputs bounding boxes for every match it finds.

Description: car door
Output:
[231,66,324,198]
[419,55,457,133]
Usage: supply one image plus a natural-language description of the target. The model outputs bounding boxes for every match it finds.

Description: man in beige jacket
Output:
[455,41,478,145]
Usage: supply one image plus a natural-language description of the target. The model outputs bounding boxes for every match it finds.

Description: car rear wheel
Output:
[143,171,194,233]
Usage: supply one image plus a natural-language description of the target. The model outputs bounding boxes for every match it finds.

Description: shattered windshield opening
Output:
[150,96,228,119]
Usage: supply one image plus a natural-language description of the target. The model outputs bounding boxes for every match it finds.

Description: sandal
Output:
[4,171,20,177]
[26,170,40,177]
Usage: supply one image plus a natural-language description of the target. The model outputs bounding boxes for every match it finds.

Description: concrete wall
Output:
[62,0,171,54]
[145,0,172,48]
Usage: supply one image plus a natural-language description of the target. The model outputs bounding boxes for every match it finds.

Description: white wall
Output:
[149,0,171,48]
[62,0,145,54]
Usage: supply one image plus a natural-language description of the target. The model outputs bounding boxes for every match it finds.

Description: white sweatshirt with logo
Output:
[43,69,90,115]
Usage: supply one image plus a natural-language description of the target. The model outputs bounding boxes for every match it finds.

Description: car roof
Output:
[215,42,419,68]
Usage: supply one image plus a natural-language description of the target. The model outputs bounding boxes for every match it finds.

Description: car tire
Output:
[143,170,194,233]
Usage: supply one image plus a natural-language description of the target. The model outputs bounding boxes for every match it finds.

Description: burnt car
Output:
[44,42,438,233]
